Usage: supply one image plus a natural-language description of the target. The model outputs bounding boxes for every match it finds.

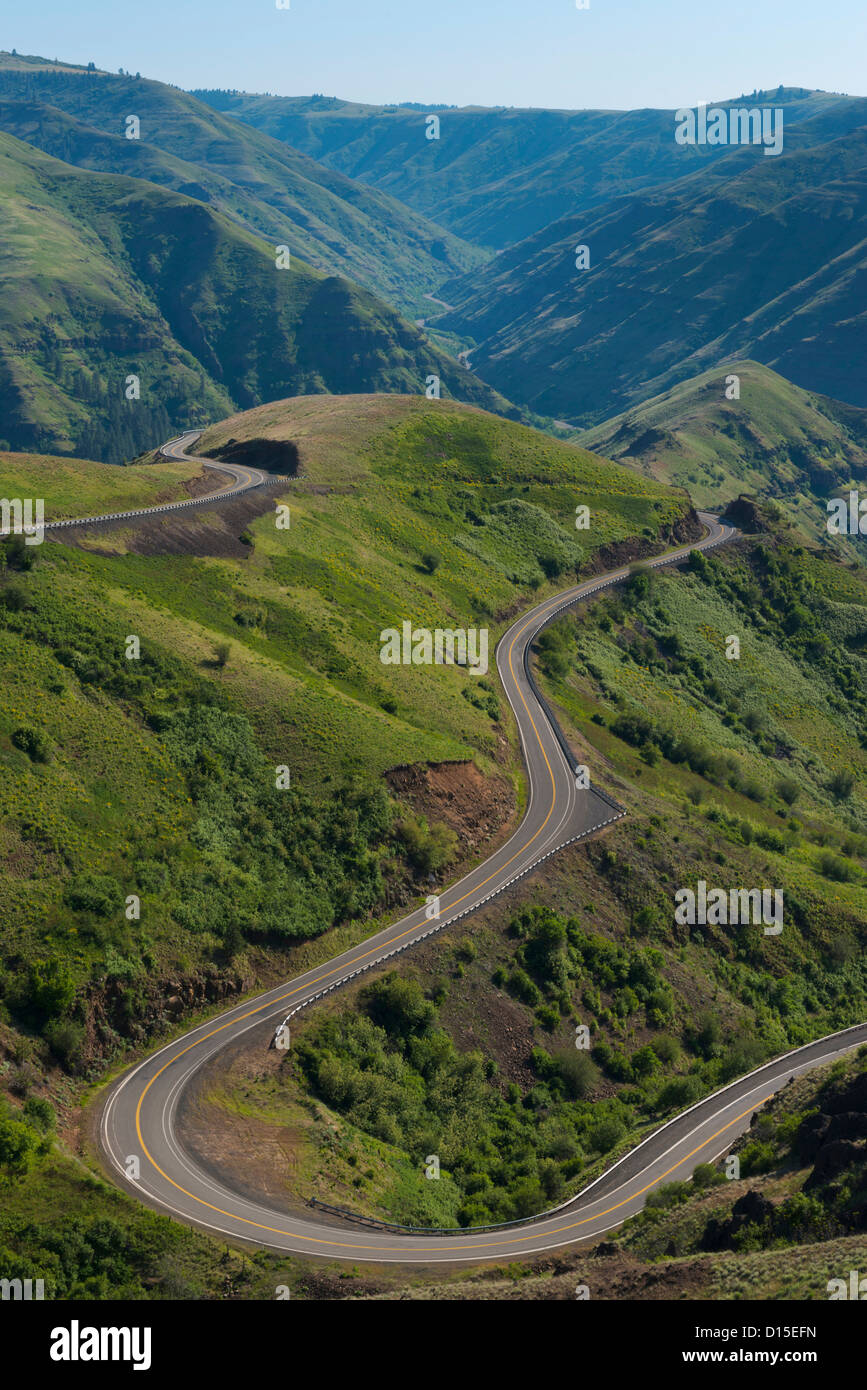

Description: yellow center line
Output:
[132,599,565,1244]
[126,525,731,1255]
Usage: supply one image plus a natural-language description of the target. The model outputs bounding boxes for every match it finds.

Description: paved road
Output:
[98,502,866,1264]
[45,430,268,532]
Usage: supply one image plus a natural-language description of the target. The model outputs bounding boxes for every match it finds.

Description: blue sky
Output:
[6,0,865,109]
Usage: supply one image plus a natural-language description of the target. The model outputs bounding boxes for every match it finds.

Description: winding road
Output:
[45,429,269,532]
[87,468,867,1264]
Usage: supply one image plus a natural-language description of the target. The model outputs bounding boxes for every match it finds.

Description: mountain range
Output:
[0,53,484,314]
[0,53,513,461]
[194,86,867,249]
[2,52,866,476]
[434,124,867,424]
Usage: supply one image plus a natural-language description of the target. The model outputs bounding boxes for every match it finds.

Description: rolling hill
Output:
[0,389,694,1058]
[192,504,867,1231]
[578,361,867,557]
[0,130,512,462]
[0,52,485,315]
[434,126,867,425]
[1,399,866,1291]
[194,87,867,251]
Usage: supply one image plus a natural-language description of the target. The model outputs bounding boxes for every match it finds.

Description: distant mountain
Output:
[194,87,867,249]
[579,361,867,557]
[0,130,513,462]
[0,53,485,315]
[434,126,867,424]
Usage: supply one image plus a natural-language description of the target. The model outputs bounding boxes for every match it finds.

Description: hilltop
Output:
[578,361,867,558]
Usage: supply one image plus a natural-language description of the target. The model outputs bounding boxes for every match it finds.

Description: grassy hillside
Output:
[1,405,864,1290]
[0,449,201,517]
[334,1050,867,1298]
[437,128,867,424]
[604,1047,867,1295]
[0,395,691,1048]
[579,362,867,558]
[0,393,702,1289]
[199,511,867,1229]
[193,87,867,251]
[0,130,511,461]
[0,53,485,316]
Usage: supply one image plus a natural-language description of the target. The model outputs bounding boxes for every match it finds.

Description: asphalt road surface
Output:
[94,487,867,1263]
[45,430,268,532]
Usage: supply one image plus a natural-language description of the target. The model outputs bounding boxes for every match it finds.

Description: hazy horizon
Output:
[5,0,865,111]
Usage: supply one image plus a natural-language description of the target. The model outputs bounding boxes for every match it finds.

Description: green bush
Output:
[657,1075,703,1111]
[26,961,76,1021]
[10,725,51,763]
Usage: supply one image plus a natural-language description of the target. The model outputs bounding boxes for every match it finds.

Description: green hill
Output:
[0,53,485,315]
[200,508,867,1230]
[193,86,867,251]
[352,1048,867,1298]
[0,448,200,516]
[436,127,867,424]
[0,130,511,461]
[578,362,867,558]
[1,402,866,1288]
[0,393,691,1021]
[604,1046,867,1296]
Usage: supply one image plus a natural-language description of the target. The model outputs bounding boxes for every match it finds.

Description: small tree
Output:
[776,777,800,806]
[828,770,855,800]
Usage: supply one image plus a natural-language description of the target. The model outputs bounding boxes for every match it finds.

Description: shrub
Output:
[27,961,75,1021]
[10,726,51,763]
[64,874,123,918]
[651,1034,680,1065]
[657,1075,703,1111]
[22,1097,55,1133]
[396,814,458,875]
[645,1180,689,1209]
[0,1100,42,1178]
[686,1010,722,1059]
[361,974,435,1040]
[589,1115,626,1153]
[817,850,860,883]
[43,1019,85,1071]
[535,1004,560,1030]
[739,1140,777,1176]
[0,582,30,611]
[557,1049,600,1099]
[507,968,541,1007]
[776,777,800,806]
[828,770,855,800]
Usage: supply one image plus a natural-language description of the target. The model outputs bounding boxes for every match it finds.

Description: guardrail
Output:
[308,1196,567,1236]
